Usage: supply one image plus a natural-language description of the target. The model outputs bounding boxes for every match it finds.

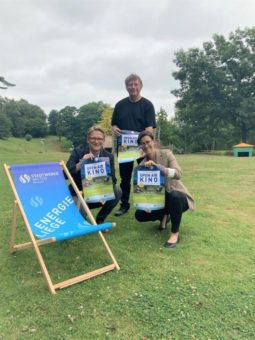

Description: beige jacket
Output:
[140,149,195,211]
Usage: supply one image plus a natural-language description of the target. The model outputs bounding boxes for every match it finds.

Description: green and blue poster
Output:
[80,157,115,203]
[117,130,143,163]
[133,165,165,211]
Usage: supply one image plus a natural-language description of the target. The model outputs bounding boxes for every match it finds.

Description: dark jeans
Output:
[135,190,189,233]
[119,157,143,208]
[74,185,122,223]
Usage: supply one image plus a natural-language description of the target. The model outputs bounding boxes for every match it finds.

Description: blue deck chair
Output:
[4,161,120,294]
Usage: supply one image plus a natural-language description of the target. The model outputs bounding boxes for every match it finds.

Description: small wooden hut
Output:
[233,143,254,157]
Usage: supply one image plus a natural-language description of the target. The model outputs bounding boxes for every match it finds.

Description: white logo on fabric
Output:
[19,174,30,184]
[30,196,44,208]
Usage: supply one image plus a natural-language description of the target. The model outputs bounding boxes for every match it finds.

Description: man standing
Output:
[66,126,122,224]
[112,73,156,216]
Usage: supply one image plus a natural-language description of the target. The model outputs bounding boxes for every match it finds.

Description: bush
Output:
[25,134,32,142]
[60,138,73,152]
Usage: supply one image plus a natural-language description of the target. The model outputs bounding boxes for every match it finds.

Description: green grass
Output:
[0,138,254,339]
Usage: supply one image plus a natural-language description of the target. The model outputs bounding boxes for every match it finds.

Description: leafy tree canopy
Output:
[0,97,47,139]
[48,109,59,135]
[172,27,255,150]
[97,105,113,135]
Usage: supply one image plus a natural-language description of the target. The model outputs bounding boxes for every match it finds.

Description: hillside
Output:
[0,136,70,165]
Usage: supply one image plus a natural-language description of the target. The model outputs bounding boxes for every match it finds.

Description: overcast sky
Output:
[1,0,254,117]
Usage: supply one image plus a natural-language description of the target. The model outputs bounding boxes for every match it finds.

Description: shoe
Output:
[114,206,129,216]
[164,236,180,248]
[158,214,170,231]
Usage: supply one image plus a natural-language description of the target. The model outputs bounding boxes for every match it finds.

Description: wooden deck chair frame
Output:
[4,161,120,294]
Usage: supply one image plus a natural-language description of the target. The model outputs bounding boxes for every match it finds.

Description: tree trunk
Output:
[241,125,248,143]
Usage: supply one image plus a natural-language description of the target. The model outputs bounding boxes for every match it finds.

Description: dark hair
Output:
[137,130,154,145]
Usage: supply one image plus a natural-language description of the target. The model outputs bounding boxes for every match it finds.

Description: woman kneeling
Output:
[135,130,195,248]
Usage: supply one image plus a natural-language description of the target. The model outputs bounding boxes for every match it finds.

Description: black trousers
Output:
[119,157,143,208]
[119,161,133,208]
[135,190,189,233]
[74,185,122,223]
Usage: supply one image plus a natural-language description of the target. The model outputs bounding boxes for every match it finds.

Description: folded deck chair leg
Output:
[33,241,57,295]
[98,231,120,271]
[10,201,18,252]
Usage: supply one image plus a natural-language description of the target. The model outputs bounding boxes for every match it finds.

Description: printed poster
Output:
[117,130,143,163]
[133,165,165,211]
[80,157,115,203]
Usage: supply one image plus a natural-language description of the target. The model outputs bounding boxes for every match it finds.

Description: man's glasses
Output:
[89,137,104,142]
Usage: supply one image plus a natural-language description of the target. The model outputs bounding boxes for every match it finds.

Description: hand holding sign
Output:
[117,130,142,163]
[83,153,97,160]
[80,157,115,203]
[133,165,165,211]
[144,160,157,167]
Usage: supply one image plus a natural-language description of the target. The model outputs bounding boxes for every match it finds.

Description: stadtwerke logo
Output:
[30,196,44,208]
[19,174,30,184]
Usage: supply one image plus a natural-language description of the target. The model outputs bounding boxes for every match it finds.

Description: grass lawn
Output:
[0,137,254,339]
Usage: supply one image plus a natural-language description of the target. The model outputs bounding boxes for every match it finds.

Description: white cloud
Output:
[1,0,255,117]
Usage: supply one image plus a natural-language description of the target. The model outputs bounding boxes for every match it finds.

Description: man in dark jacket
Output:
[66,126,122,224]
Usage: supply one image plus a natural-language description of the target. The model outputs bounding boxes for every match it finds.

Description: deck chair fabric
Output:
[10,162,112,240]
[4,161,120,294]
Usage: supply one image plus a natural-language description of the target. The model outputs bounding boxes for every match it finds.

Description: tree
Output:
[156,108,184,150]
[3,99,26,137]
[156,107,170,144]
[172,27,255,150]
[0,97,11,139]
[2,98,47,137]
[23,104,48,137]
[71,101,108,146]
[0,111,12,139]
[48,110,59,135]
[213,28,255,142]
[56,106,78,141]
[172,46,232,151]
[97,105,113,135]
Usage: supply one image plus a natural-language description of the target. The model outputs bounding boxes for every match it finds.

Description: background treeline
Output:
[0,98,48,139]
[1,27,254,152]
